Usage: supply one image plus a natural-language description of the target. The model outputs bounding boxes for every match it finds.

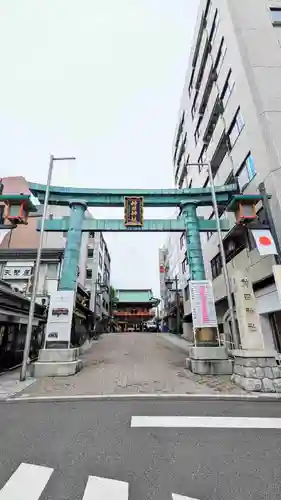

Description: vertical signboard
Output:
[45,290,75,348]
[190,280,218,329]
[233,271,264,350]
[124,197,144,227]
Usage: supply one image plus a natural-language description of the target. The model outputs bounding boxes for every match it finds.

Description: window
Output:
[270,7,281,25]
[224,233,245,262]
[89,232,95,239]
[204,0,212,21]
[97,272,101,283]
[221,70,235,109]
[211,253,222,279]
[184,285,189,302]
[207,211,215,240]
[194,118,202,145]
[188,70,195,98]
[203,176,210,187]
[215,38,227,75]
[86,268,92,280]
[237,153,256,191]
[182,258,187,274]
[198,145,207,172]
[180,232,185,250]
[209,9,219,44]
[47,263,58,279]
[87,248,94,258]
[228,109,244,148]
[225,171,234,185]
[191,93,198,120]
[99,253,103,269]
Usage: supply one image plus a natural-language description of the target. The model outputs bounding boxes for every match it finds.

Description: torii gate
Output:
[30,181,242,353]
[1,181,262,376]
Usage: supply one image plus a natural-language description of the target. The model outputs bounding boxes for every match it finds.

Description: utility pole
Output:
[175,275,181,335]
[20,154,76,381]
[207,162,240,350]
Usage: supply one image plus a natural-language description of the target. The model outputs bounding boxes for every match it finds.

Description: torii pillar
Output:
[33,201,87,377]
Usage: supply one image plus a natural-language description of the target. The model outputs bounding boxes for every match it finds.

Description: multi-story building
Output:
[0,177,111,316]
[172,0,281,350]
[85,231,111,318]
[159,229,186,332]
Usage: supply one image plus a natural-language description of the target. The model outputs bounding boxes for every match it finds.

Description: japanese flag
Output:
[251,229,277,256]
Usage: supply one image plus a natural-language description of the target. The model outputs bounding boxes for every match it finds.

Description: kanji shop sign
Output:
[124,197,144,227]
[3,266,33,279]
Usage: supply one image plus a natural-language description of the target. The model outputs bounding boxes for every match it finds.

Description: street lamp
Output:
[165,276,181,335]
[187,162,239,349]
[20,154,76,381]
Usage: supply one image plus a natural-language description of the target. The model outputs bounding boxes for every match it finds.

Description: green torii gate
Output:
[29,182,238,293]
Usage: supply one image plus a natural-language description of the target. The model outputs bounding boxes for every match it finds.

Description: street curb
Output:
[3,392,281,403]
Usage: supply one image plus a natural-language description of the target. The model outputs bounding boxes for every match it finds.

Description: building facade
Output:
[159,230,186,332]
[113,289,159,332]
[172,0,281,349]
[85,231,111,318]
[0,177,111,316]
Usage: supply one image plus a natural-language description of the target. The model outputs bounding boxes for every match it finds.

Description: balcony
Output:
[210,31,222,68]
[214,155,233,186]
[206,1,217,38]
[206,115,226,165]
[197,56,215,115]
[174,132,186,169]
[200,84,220,141]
[193,29,208,90]
[216,54,231,95]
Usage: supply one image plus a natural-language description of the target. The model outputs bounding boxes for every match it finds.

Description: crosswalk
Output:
[0,463,190,500]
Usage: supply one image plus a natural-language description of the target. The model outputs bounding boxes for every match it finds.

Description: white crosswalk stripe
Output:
[131,415,281,429]
[0,463,53,500]
[82,475,129,499]
[172,494,199,500]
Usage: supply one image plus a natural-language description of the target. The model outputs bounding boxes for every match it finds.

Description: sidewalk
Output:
[0,370,35,400]
[8,332,245,399]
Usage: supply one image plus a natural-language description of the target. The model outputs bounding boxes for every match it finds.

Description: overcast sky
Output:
[0,0,199,296]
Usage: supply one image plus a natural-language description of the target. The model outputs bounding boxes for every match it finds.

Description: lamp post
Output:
[188,162,239,349]
[165,276,181,335]
[20,154,76,381]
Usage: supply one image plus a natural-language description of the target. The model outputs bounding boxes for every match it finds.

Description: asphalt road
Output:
[0,400,281,499]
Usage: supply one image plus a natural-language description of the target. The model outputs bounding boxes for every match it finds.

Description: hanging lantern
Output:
[226,195,262,225]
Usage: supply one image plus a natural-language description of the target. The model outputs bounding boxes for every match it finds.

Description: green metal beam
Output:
[29,182,238,208]
[39,218,230,232]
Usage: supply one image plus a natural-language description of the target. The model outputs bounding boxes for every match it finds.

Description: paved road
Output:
[20,333,241,398]
[0,399,281,499]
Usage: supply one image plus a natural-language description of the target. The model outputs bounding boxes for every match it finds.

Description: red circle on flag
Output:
[258,235,272,246]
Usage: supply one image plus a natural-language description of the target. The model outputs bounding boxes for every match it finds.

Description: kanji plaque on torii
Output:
[124,196,144,227]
